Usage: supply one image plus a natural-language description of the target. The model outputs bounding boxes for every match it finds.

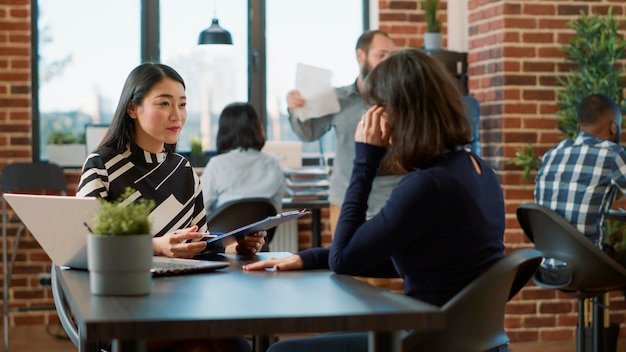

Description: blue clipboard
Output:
[200,209,311,252]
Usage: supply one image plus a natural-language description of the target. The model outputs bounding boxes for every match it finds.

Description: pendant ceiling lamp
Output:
[198,18,233,45]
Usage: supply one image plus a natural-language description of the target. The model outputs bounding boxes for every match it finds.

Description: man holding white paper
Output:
[286,30,402,235]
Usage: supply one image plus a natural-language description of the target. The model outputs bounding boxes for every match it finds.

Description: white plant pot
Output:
[424,32,443,51]
[47,144,87,168]
[87,234,153,296]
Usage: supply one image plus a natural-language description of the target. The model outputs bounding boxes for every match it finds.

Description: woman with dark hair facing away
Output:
[200,102,284,217]
[76,63,261,352]
[244,48,506,352]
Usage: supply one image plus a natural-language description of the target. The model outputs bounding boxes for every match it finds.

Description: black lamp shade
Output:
[198,18,233,45]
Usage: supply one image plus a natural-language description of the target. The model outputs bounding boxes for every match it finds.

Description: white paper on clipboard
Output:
[293,63,341,121]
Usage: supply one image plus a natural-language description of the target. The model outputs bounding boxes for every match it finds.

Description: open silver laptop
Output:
[3,193,229,276]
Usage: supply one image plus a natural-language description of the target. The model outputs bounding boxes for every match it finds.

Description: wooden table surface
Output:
[56,254,445,352]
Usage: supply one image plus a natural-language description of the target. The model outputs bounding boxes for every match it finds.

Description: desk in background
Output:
[282,198,329,248]
[55,253,444,352]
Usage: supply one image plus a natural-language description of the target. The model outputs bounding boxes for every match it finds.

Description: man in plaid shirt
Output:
[534,94,626,251]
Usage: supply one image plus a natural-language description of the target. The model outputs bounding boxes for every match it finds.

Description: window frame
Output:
[31,0,370,162]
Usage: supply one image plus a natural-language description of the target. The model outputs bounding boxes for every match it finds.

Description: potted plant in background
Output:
[47,130,87,168]
[87,187,155,296]
[422,0,442,50]
[188,135,210,167]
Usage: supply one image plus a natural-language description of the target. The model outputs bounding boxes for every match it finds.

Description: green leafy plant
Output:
[91,187,155,236]
[508,7,625,181]
[605,217,626,251]
[190,135,203,157]
[421,0,442,33]
[556,7,626,138]
[508,144,542,182]
[47,130,85,144]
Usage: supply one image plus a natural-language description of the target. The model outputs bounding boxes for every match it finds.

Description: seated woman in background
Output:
[200,102,284,217]
[245,48,506,352]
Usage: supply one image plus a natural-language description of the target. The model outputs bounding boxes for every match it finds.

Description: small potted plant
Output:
[87,187,155,296]
[47,130,87,167]
[189,135,209,167]
[422,0,443,50]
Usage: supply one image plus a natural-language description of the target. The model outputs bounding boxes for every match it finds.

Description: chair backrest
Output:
[516,203,626,294]
[206,198,278,250]
[404,248,542,352]
[1,162,67,194]
[463,96,481,156]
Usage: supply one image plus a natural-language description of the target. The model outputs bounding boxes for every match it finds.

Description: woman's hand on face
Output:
[243,254,304,272]
[152,225,207,258]
[355,105,390,147]
[224,231,267,255]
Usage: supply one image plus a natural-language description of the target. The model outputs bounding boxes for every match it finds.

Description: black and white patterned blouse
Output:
[76,143,208,236]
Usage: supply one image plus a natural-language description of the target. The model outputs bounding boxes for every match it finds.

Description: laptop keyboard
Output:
[150,258,228,277]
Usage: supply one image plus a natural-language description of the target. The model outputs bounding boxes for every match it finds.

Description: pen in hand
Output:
[182,231,218,244]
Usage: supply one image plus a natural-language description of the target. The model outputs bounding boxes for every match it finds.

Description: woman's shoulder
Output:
[170,151,192,164]
[83,147,119,168]
[90,146,119,159]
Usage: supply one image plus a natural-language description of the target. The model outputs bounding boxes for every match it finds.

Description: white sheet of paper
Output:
[293,63,341,121]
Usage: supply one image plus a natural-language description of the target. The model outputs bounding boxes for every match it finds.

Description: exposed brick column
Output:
[467,0,626,344]
[0,0,32,170]
[0,0,59,328]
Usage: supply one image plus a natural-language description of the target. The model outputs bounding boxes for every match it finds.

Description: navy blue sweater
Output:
[300,142,505,307]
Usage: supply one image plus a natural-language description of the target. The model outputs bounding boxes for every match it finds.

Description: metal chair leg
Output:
[577,298,585,352]
[7,225,24,286]
[3,198,9,352]
[51,265,79,347]
[591,296,604,352]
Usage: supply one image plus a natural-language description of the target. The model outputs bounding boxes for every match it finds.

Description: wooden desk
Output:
[282,198,329,247]
[55,254,444,352]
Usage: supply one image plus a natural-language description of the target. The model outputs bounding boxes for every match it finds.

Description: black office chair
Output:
[402,248,543,352]
[206,198,278,252]
[50,265,79,347]
[516,203,626,352]
[1,162,67,352]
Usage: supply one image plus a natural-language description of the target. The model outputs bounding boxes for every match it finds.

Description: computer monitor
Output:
[262,141,303,168]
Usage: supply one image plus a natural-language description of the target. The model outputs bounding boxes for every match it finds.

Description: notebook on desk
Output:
[2,193,229,276]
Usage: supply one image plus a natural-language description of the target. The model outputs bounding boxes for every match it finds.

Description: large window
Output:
[160,0,248,154]
[34,0,367,160]
[266,0,364,156]
[36,0,139,160]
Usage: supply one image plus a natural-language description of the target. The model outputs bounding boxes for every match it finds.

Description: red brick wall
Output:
[0,0,55,326]
[465,0,626,343]
[0,0,31,167]
[379,0,448,48]
[1,0,626,344]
